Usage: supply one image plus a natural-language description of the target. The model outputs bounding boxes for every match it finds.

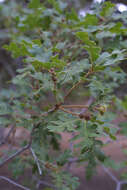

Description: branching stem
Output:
[0,176,30,190]
[59,106,79,117]
[0,126,34,168]
[62,105,89,109]
[64,69,92,101]
[30,148,42,175]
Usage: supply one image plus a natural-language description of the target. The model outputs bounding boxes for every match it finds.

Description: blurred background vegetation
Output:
[0,0,127,91]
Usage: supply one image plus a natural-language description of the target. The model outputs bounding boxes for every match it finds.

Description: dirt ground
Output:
[0,114,127,190]
[0,134,127,190]
[0,166,116,190]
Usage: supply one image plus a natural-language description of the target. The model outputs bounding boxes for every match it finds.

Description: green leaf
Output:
[96,31,115,39]
[103,127,110,134]
[76,31,89,44]
[104,158,123,170]
[48,119,78,132]
[109,134,116,140]
[0,102,11,115]
[110,22,123,34]
[119,122,127,136]
[29,0,41,8]
[95,149,106,162]
[83,14,98,28]
[96,50,125,66]
[84,44,101,62]
[58,59,89,85]
[121,96,127,110]
[96,52,110,65]
[76,32,101,62]
[66,8,79,21]
[100,2,115,17]
[3,41,31,58]
[48,0,62,13]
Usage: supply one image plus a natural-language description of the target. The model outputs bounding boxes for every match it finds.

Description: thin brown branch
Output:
[102,165,119,184]
[41,106,58,117]
[0,125,15,146]
[62,105,89,109]
[79,97,94,115]
[0,126,34,168]
[34,176,56,190]
[30,148,42,175]
[0,144,30,168]
[64,70,92,101]
[59,106,79,117]
[0,176,30,190]
[116,183,121,190]
[4,125,15,143]
[64,80,82,101]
